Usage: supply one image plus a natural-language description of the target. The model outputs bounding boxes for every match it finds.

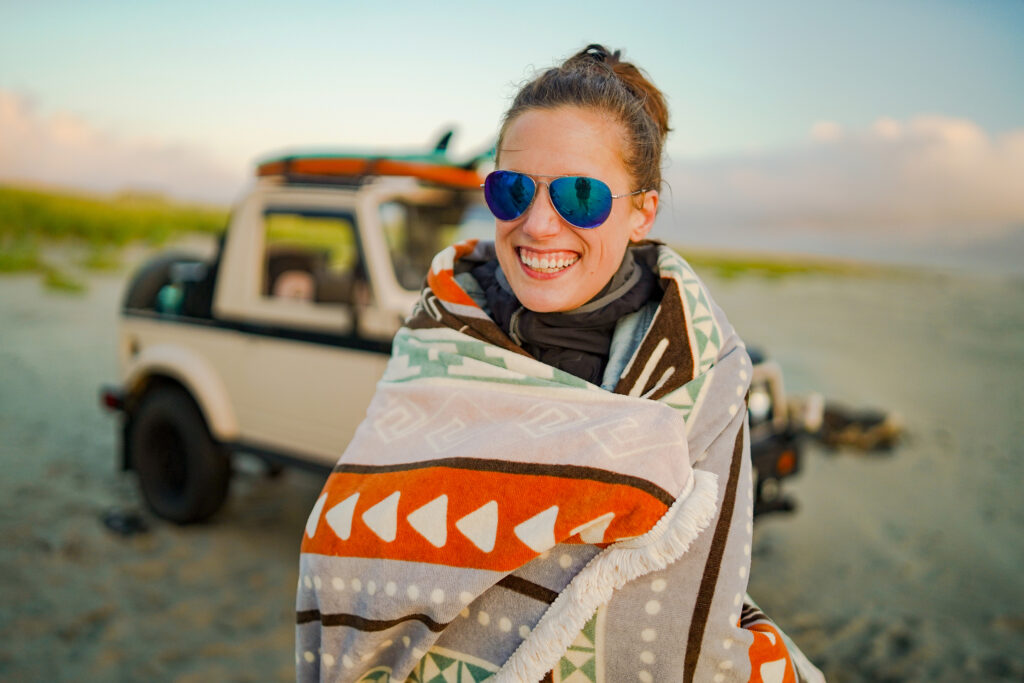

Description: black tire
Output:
[128,385,230,523]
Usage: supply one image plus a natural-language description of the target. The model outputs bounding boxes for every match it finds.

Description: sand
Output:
[1,256,1022,682]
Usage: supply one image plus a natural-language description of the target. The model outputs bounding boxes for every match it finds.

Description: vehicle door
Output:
[236,199,391,466]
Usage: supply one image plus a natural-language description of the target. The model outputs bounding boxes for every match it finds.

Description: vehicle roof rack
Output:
[256,130,494,190]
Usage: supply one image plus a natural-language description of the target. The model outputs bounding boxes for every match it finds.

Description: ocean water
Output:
[659,219,1024,278]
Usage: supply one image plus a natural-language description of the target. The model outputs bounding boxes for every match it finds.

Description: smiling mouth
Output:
[517,247,580,273]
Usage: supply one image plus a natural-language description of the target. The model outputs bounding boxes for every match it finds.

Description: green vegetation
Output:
[265,212,357,269]
[0,184,227,291]
[676,246,877,280]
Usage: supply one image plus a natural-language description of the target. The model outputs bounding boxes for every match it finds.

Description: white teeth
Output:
[519,250,578,272]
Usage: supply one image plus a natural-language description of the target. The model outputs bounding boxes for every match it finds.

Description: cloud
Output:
[663,115,1024,244]
[0,90,244,205]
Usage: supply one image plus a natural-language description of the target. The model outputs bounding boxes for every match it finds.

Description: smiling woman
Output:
[296,45,824,682]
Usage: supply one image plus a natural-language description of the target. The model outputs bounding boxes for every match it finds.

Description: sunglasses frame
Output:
[482,170,652,229]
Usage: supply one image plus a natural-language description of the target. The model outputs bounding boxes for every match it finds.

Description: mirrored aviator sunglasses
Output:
[483,170,648,229]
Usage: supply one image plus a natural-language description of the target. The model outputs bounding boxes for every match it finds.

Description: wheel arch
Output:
[124,344,240,446]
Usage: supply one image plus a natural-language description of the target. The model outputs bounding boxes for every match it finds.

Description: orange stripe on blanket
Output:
[747,621,796,683]
[301,466,669,572]
[426,240,480,308]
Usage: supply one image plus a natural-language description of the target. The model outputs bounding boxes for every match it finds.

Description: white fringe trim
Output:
[494,469,720,683]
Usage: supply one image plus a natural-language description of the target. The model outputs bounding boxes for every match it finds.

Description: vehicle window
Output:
[262,209,368,308]
[380,199,493,291]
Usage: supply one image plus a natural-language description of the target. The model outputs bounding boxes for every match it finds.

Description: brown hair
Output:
[498,44,671,197]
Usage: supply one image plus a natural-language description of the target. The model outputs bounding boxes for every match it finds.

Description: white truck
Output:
[101,144,493,522]
[101,143,812,523]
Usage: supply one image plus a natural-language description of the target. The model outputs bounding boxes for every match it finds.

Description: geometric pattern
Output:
[552,611,601,683]
[382,327,594,391]
[299,241,823,683]
[300,466,668,571]
[405,646,499,683]
[656,247,722,377]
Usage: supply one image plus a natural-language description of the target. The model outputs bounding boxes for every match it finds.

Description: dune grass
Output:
[1,182,884,293]
[0,184,227,291]
[675,246,878,280]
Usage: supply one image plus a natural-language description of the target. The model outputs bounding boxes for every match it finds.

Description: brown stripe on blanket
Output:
[740,601,768,628]
[332,457,676,508]
[496,575,558,604]
[296,609,449,633]
[682,426,745,683]
[614,279,694,399]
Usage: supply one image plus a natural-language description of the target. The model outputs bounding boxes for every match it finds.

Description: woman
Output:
[297,45,824,682]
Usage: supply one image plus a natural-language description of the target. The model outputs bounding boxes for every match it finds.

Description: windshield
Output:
[379,196,494,291]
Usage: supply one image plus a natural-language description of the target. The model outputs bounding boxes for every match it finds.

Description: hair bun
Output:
[583,44,622,65]
[498,44,671,193]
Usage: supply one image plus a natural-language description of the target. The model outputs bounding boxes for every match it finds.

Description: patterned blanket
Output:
[297,241,824,682]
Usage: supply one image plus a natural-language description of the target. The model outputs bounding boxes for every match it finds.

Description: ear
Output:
[628,189,658,242]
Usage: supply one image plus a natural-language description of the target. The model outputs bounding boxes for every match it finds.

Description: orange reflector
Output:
[776,450,797,476]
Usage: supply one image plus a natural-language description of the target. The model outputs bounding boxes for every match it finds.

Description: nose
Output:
[519,184,564,240]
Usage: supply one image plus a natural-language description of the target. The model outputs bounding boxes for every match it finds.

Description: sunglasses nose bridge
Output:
[519,179,566,239]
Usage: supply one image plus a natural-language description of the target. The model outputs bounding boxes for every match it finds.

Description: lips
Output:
[517,247,580,274]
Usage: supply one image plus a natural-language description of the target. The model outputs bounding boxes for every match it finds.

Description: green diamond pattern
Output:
[553,613,599,682]
[406,650,497,683]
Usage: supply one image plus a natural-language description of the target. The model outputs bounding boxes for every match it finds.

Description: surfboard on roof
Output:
[256,130,493,190]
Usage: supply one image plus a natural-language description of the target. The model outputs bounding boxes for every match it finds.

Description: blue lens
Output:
[549,176,613,228]
[484,171,536,221]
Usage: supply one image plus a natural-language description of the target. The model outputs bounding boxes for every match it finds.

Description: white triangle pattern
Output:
[305,493,327,538]
[760,659,787,683]
[570,512,615,544]
[455,500,499,552]
[318,490,624,555]
[325,492,360,540]
[407,495,448,548]
[362,491,401,542]
[514,505,559,553]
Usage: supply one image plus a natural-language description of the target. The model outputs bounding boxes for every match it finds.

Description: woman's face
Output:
[494,106,658,313]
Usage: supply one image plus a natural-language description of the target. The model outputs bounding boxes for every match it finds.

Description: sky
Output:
[1,0,1023,269]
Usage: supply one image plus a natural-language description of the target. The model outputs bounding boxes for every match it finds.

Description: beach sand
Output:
[1,258,1022,681]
